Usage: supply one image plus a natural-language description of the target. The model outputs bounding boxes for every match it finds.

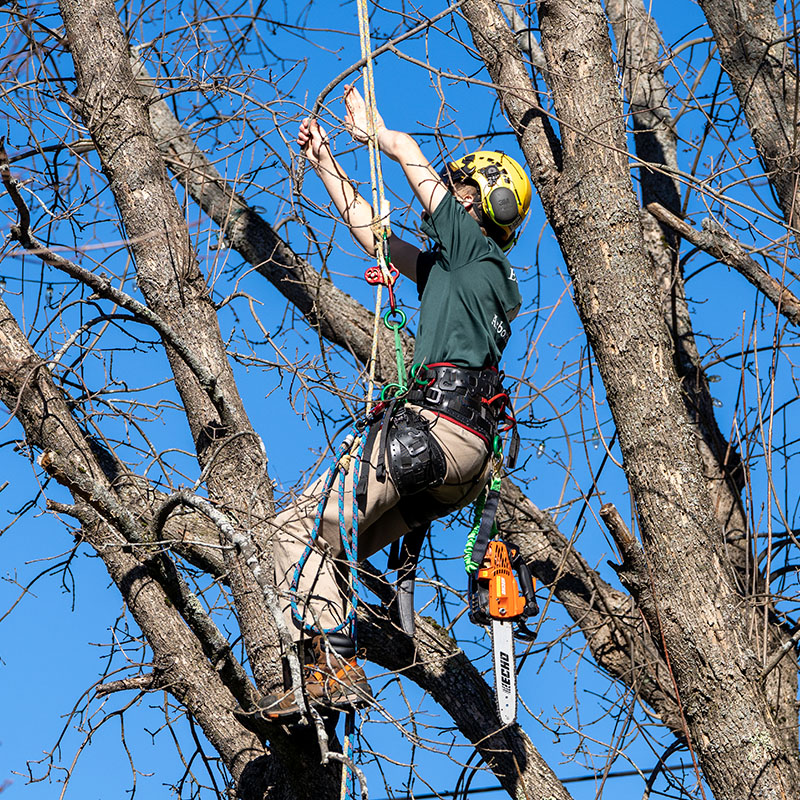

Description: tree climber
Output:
[260,85,532,719]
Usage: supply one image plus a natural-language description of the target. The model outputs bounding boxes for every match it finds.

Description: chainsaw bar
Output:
[468,539,538,726]
[491,618,517,724]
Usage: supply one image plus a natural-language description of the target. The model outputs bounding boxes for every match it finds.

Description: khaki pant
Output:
[273,406,492,639]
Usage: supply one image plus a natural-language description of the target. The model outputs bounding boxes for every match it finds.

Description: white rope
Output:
[356,0,392,411]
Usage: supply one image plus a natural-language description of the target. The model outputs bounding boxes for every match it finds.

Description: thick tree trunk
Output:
[56,0,281,697]
[460,0,800,796]
[608,0,798,746]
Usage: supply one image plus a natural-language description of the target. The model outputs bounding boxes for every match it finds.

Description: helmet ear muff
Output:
[487,186,518,226]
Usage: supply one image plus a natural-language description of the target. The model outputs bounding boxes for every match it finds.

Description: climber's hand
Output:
[297,117,329,163]
[344,83,385,144]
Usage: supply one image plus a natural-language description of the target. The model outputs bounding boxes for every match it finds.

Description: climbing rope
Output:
[293,0,409,650]
[290,18,411,793]
[290,425,365,635]
[355,0,407,411]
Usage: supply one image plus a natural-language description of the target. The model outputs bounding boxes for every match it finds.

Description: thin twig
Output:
[760,626,800,679]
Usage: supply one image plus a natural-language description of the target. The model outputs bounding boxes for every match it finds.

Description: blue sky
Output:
[1,0,794,797]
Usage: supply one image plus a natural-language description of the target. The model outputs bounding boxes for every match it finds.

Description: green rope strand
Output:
[463,474,501,573]
[392,319,407,391]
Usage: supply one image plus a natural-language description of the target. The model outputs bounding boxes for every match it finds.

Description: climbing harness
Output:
[379,366,520,636]
[406,363,520,456]
[463,438,538,725]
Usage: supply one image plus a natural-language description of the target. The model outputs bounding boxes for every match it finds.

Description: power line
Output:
[374,764,690,800]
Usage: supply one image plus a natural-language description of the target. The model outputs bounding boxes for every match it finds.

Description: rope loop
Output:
[380,382,406,401]
[410,363,435,386]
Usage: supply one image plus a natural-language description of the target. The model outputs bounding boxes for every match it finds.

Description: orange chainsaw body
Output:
[476,540,528,620]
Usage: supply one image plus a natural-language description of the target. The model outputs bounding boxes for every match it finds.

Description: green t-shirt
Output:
[414,192,522,368]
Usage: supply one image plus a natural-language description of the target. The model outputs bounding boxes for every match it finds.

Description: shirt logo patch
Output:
[491,314,508,340]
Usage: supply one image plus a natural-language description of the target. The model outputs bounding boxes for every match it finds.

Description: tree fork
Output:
[459,0,800,796]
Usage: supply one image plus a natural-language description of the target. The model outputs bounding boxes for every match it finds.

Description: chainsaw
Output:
[468,538,538,724]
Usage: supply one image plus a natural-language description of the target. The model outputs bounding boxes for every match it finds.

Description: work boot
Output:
[257,633,372,721]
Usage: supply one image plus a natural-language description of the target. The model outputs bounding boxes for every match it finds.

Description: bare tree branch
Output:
[697,0,800,230]
[132,58,410,384]
[648,201,800,326]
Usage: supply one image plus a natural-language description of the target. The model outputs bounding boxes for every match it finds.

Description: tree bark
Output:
[460,0,800,795]
[698,0,800,230]
[57,0,281,697]
[607,0,798,744]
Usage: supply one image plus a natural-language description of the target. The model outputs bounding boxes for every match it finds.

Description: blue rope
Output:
[289,424,364,637]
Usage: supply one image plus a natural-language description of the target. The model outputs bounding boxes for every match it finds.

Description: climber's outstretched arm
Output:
[297,117,375,253]
[344,85,449,218]
[297,117,421,279]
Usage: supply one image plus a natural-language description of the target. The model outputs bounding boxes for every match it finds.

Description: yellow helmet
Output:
[442,150,532,252]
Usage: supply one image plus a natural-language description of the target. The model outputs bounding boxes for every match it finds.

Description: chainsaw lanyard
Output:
[464,437,504,573]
